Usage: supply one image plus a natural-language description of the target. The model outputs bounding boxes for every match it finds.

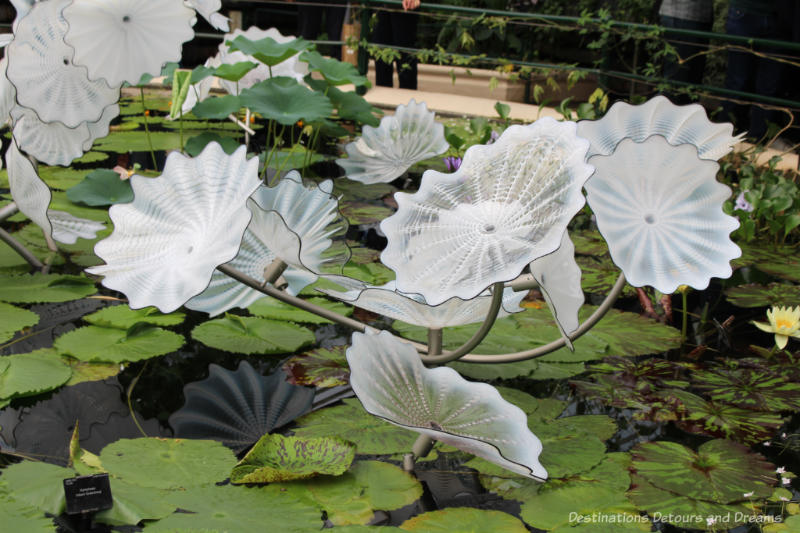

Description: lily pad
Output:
[54,324,184,363]
[82,304,186,329]
[247,296,353,324]
[0,349,72,405]
[66,169,134,206]
[191,315,315,355]
[631,439,775,504]
[340,262,395,285]
[576,256,636,297]
[399,508,528,532]
[230,433,356,483]
[0,273,97,303]
[725,283,800,308]
[0,494,55,533]
[99,438,237,490]
[333,178,397,201]
[339,201,396,225]
[737,242,800,282]
[691,367,800,412]
[228,34,311,66]
[0,301,39,343]
[62,357,121,386]
[283,346,350,387]
[239,77,333,125]
[291,398,418,455]
[39,166,92,190]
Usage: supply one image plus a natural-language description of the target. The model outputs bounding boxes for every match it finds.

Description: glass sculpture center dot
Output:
[482,224,496,233]
[187,246,194,254]
[62,57,69,66]
[429,421,443,431]
[122,15,131,23]
[644,214,656,224]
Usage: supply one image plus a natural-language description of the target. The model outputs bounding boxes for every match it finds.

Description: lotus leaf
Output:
[54,324,184,363]
[0,273,97,303]
[399,508,528,532]
[82,304,185,329]
[239,76,333,125]
[292,398,418,454]
[99,438,236,490]
[571,230,610,256]
[213,60,258,82]
[725,283,800,309]
[301,50,369,86]
[184,132,241,157]
[191,315,315,354]
[0,301,39,343]
[283,346,350,387]
[0,349,72,405]
[575,255,637,297]
[231,433,356,483]
[62,357,121,386]
[227,34,311,67]
[247,296,353,324]
[0,461,69,514]
[339,201,396,225]
[39,166,94,190]
[66,169,134,206]
[632,439,775,504]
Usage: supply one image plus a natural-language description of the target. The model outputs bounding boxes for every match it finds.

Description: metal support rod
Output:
[506,273,538,292]
[228,113,256,135]
[0,203,20,222]
[427,328,442,357]
[244,108,251,147]
[459,273,627,364]
[0,226,44,269]
[262,259,288,286]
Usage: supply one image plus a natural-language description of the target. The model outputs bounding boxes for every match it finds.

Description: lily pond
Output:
[3,4,800,533]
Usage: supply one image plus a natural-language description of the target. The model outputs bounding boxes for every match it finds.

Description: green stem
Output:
[681,290,688,344]
[139,87,158,170]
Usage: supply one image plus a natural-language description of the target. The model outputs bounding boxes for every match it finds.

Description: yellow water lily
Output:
[752,306,800,349]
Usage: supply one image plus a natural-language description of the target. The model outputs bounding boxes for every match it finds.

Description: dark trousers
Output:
[722,5,782,139]
[297,0,346,60]
[373,10,418,90]
[660,15,710,104]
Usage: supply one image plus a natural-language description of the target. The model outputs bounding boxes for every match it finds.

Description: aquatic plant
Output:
[752,306,800,350]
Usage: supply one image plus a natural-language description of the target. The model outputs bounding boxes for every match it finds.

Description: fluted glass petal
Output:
[49,210,105,245]
[6,137,52,237]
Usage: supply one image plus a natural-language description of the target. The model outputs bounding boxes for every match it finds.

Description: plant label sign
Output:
[63,473,113,515]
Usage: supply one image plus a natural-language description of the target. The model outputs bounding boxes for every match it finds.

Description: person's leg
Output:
[373,10,395,87]
[723,5,756,132]
[325,2,346,60]
[661,16,710,104]
[297,4,323,43]
[749,13,783,138]
[391,11,418,90]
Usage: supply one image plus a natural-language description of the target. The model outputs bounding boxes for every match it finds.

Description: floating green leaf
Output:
[99,438,236,490]
[292,398,417,454]
[62,358,122,386]
[0,461,68,515]
[0,349,72,405]
[184,132,242,157]
[191,94,243,119]
[169,69,192,119]
[82,304,185,329]
[495,387,566,418]
[94,130,186,153]
[54,324,184,363]
[239,77,333,125]
[339,201,395,225]
[191,315,315,355]
[571,230,610,256]
[0,273,97,303]
[247,296,352,324]
[340,262,395,285]
[631,439,775,504]
[333,178,397,201]
[0,494,55,533]
[576,255,636,297]
[228,35,311,66]
[231,433,356,483]
[66,169,134,206]
[95,478,176,527]
[284,346,350,387]
[738,242,800,282]
[0,301,39,343]
[725,283,800,308]
[400,508,528,532]
[691,367,800,412]
[301,50,369,86]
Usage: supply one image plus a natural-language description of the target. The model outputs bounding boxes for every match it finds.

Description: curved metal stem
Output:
[458,273,627,364]
[0,226,44,270]
[0,202,20,222]
[419,282,505,365]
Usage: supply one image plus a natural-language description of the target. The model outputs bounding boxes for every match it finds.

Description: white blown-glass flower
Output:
[0,57,15,127]
[5,137,52,237]
[320,276,525,329]
[11,103,119,166]
[348,331,548,481]
[185,0,229,31]
[48,210,105,245]
[586,135,741,294]
[529,231,584,350]
[10,0,36,30]
[6,0,119,128]
[86,143,261,313]
[186,174,346,316]
[381,117,594,305]
[337,99,449,185]
[63,0,195,87]
[577,95,743,161]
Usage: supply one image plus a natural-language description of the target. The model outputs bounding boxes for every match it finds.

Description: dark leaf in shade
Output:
[690,367,800,412]
[283,346,350,388]
[724,283,800,309]
[169,361,314,453]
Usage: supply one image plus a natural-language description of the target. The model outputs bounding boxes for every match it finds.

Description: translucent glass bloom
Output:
[381,117,593,305]
[577,95,743,161]
[337,99,449,184]
[87,143,261,313]
[347,331,547,481]
[585,136,741,294]
[185,0,229,31]
[752,306,800,350]
[49,210,105,245]
[63,0,195,87]
[5,137,52,237]
[320,276,525,329]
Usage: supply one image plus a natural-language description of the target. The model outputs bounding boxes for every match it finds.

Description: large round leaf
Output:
[0,349,72,406]
[191,315,315,355]
[301,50,369,86]
[54,325,184,363]
[231,433,355,483]
[0,273,97,303]
[99,438,236,490]
[631,439,775,504]
[284,346,350,388]
[239,77,333,125]
[0,301,39,343]
[724,283,800,308]
[82,304,185,329]
[400,508,528,532]
[66,169,134,207]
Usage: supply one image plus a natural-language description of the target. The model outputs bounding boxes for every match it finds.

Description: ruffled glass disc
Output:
[577,95,743,160]
[381,117,594,305]
[185,0,229,31]
[6,0,120,128]
[49,210,105,245]
[320,276,525,329]
[87,142,261,313]
[169,361,314,453]
[0,57,15,127]
[337,99,449,184]
[528,231,584,349]
[63,0,195,87]
[585,135,741,294]
[347,331,547,481]
[6,137,52,237]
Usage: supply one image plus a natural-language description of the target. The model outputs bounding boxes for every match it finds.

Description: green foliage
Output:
[0,273,97,303]
[283,346,350,387]
[0,301,39,344]
[400,508,528,532]
[240,77,333,126]
[66,169,134,206]
[227,35,312,67]
[191,315,315,355]
[54,324,184,363]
